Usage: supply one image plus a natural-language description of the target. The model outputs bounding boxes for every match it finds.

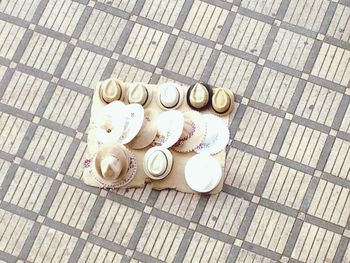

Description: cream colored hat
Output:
[128,109,157,149]
[187,83,213,110]
[119,104,144,144]
[154,110,184,148]
[127,83,152,106]
[93,144,137,188]
[157,83,184,110]
[172,111,206,152]
[99,78,125,103]
[92,101,126,144]
[143,146,173,180]
[185,154,222,192]
[195,114,230,155]
[212,88,235,116]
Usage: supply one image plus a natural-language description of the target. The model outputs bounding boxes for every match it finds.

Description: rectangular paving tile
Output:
[284,0,330,32]
[165,37,212,80]
[327,3,350,42]
[183,232,232,262]
[0,21,26,60]
[235,107,283,152]
[27,225,78,263]
[78,242,123,262]
[262,162,312,210]
[92,199,142,247]
[268,28,314,71]
[24,125,73,171]
[325,138,350,181]
[61,47,109,89]
[139,0,185,27]
[0,0,41,21]
[225,14,271,56]
[291,222,341,262]
[279,122,328,168]
[182,0,229,42]
[38,0,85,36]
[251,67,299,111]
[209,51,255,96]
[20,32,67,75]
[340,104,350,133]
[311,43,350,86]
[66,141,87,180]
[245,205,295,254]
[0,209,34,257]
[136,215,186,262]
[241,0,282,17]
[42,85,91,130]
[225,147,266,194]
[0,159,11,186]
[123,24,169,66]
[111,61,153,83]
[47,183,97,230]
[154,190,200,220]
[200,192,249,237]
[80,9,127,50]
[1,71,48,115]
[4,166,53,213]
[295,82,343,127]
[0,113,30,155]
[236,248,277,263]
[96,0,137,12]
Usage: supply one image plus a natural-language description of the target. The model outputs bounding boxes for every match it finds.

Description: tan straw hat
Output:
[143,146,173,180]
[172,111,206,152]
[187,83,213,110]
[157,83,184,110]
[212,88,235,116]
[99,78,125,103]
[128,109,157,149]
[185,153,222,192]
[127,83,152,106]
[93,144,137,188]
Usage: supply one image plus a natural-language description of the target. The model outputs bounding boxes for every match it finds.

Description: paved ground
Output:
[0,0,350,262]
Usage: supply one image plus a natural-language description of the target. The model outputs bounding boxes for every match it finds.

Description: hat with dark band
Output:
[187,83,213,110]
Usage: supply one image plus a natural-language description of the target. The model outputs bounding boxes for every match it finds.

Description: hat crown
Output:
[100,156,122,180]
[128,84,147,104]
[147,150,167,176]
[101,79,122,102]
[190,84,209,107]
[160,86,179,107]
[213,88,230,113]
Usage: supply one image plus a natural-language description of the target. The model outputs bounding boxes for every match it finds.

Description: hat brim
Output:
[119,104,144,144]
[194,114,230,155]
[155,110,184,148]
[186,83,213,110]
[157,83,184,110]
[128,109,157,149]
[172,111,206,152]
[143,147,173,180]
[93,145,137,188]
[212,88,235,116]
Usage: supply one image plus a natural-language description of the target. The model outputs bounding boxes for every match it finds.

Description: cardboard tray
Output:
[82,82,235,194]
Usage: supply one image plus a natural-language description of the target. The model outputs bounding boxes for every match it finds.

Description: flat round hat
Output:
[92,144,137,189]
[185,154,222,192]
[119,104,144,144]
[93,101,126,144]
[154,110,184,148]
[143,146,173,180]
[128,109,157,149]
[127,83,152,107]
[212,88,235,116]
[99,78,125,103]
[194,114,230,155]
[157,83,184,110]
[187,83,213,110]
[172,111,206,152]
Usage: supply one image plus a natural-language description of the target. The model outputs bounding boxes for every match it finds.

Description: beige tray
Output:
[82,82,236,194]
